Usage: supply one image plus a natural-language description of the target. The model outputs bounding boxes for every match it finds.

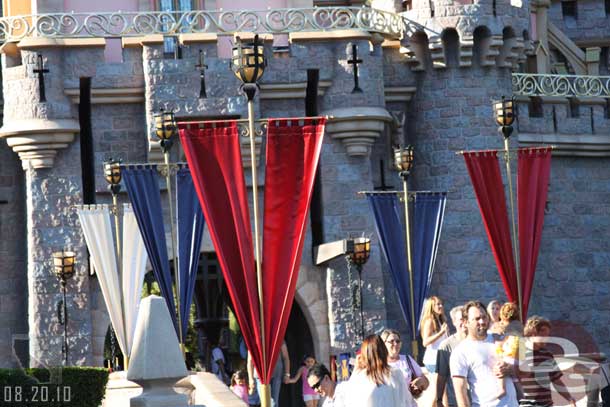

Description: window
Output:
[561,0,578,19]
[606,0,610,16]
[159,0,194,57]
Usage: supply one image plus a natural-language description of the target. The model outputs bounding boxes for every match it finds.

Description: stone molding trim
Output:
[178,33,218,45]
[259,81,332,100]
[122,35,164,48]
[17,37,106,49]
[384,86,417,103]
[0,118,80,169]
[289,30,372,42]
[64,87,145,104]
[519,133,610,157]
[323,106,392,157]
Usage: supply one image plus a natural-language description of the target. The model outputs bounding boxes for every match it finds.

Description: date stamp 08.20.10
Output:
[3,385,72,404]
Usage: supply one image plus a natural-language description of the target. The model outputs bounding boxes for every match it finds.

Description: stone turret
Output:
[398,0,531,301]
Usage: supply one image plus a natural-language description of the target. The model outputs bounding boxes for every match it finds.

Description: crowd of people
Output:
[221,297,579,407]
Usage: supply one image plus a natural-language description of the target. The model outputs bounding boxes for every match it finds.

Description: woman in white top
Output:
[345,334,407,407]
[420,296,449,407]
[381,328,429,407]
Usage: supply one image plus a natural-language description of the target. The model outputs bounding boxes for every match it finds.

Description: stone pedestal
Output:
[127,295,189,407]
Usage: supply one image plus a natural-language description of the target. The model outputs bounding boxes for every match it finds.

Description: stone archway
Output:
[293,265,331,364]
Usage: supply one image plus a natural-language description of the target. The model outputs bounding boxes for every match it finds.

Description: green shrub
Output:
[0,367,109,407]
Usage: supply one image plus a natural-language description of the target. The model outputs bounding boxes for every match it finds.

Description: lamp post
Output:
[493,96,522,323]
[349,237,371,342]
[393,145,419,358]
[153,110,185,351]
[231,34,271,407]
[52,250,76,366]
[103,158,129,369]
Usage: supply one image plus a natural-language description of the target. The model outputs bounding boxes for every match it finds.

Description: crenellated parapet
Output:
[399,0,531,71]
[399,27,532,71]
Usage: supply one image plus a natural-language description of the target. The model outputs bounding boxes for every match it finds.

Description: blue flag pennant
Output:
[366,192,446,338]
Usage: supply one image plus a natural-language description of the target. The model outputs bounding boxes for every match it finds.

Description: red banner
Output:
[262,118,325,381]
[178,122,263,375]
[463,151,518,303]
[179,118,325,384]
[518,147,551,320]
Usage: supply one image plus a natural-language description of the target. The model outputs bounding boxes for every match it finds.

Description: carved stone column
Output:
[0,47,91,366]
[532,0,551,73]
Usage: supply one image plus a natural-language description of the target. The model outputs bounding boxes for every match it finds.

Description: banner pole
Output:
[402,177,418,360]
[110,186,129,369]
[246,92,270,407]
[503,139,523,322]
[164,151,185,354]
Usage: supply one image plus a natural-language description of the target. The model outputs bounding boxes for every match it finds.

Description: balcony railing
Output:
[512,73,610,98]
[0,7,428,41]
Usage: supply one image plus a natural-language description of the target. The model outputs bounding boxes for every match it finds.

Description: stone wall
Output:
[548,0,610,44]
[0,142,27,368]
[409,64,514,324]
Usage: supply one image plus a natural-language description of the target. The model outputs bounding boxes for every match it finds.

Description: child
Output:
[287,355,320,407]
[495,335,522,400]
[230,370,249,404]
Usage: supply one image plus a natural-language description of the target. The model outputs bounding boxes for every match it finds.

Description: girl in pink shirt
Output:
[230,370,249,404]
[288,355,320,407]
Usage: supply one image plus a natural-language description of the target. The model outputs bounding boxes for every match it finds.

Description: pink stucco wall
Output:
[63,0,138,62]
[216,0,288,57]
[216,0,286,9]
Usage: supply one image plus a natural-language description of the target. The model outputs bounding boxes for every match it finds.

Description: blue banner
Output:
[121,165,177,331]
[177,168,206,340]
[366,192,446,338]
[412,192,446,330]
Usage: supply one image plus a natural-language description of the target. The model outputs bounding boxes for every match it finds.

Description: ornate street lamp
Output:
[53,250,76,365]
[103,158,130,369]
[231,35,266,102]
[152,109,184,350]
[493,96,515,139]
[493,96,522,322]
[393,145,418,358]
[231,34,270,407]
[154,109,178,154]
[349,237,371,342]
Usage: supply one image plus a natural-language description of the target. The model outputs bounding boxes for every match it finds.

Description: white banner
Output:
[77,204,148,358]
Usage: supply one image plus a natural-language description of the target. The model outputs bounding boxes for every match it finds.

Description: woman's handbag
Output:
[405,355,424,398]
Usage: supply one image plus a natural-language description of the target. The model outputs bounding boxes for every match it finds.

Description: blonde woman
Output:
[487,300,503,334]
[420,296,448,406]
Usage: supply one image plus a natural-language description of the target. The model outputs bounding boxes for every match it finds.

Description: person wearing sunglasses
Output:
[381,329,429,406]
[306,363,348,407]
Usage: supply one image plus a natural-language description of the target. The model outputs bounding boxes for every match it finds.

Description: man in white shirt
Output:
[307,363,348,407]
[211,344,228,383]
[450,301,518,407]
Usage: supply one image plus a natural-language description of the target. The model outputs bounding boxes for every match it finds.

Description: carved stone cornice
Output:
[384,86,417,103]
[0,118,80,169]
[323,107,392,156]
[258,81,333,100]
[519,132,610,157]
[64,87,145,104]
